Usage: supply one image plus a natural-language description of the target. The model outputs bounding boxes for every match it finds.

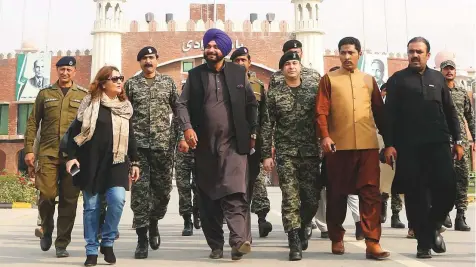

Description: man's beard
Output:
[204,52,224,64]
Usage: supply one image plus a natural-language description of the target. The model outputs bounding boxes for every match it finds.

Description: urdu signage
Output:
[181,39,244,52]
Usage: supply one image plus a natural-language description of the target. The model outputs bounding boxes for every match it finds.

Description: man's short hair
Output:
[407,36,431,53]
[338,37,361,53]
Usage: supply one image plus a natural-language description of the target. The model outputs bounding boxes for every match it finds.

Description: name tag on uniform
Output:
[71,99,82,103]
[45,98,58,103]
[429,84,435,87]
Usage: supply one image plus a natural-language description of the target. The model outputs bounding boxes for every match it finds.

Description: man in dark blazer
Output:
[176,28,258,261]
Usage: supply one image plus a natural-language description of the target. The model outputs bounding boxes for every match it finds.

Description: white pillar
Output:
[91,0,126,80]
[292,0,325,74]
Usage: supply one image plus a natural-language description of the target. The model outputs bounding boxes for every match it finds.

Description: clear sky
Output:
[0,0,474,68]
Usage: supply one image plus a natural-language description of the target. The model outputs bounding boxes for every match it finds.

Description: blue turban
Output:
[203,28,233,56]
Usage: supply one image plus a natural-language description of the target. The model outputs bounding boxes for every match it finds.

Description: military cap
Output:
[279,51,301,69]
[282,40,302,53]
[137,46,158,61]
[440,59,456,69]
[230,47,250,61]
[56,56,76,67]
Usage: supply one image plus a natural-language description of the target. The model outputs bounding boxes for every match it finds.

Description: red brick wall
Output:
[190,3,225,22]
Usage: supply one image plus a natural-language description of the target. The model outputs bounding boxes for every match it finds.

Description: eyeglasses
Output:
[108,76,124,83]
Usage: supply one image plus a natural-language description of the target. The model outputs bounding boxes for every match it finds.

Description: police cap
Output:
[282,40,302,53]
[279,51,301,69]
[137,46,158,61]
[56,56,76,67]
[230,47,250,61]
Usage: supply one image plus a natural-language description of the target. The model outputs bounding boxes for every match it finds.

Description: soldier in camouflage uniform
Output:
[268,40,321,91]
[174,146,200,236]
[125,46,181,259]
[441,60,475,231]
[230,47,273,238]
[24,57,88,257]
[262,51,321,261]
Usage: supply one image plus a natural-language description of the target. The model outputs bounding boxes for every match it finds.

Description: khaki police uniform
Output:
[24,81,87,248]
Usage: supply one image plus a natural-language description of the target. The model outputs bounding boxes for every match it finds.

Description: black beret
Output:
[230,47,250,61]
[137,46,158,61]
[282,40,302,53]
[279,51,301,69]
[56,56,76,67]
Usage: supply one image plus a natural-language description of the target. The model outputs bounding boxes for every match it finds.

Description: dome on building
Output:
[434,50,455,69]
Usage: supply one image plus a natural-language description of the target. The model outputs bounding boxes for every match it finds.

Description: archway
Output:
[0,149,5,171]
[17,149,28,174]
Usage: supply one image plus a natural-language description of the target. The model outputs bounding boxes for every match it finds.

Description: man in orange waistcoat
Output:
[315,37,390,260]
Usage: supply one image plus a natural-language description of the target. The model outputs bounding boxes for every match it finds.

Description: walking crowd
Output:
[23,27,474,266]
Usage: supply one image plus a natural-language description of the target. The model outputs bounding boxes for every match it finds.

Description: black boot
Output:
[182,214,194,236]
[355,222,364,240]
[416,248,432,259]
[100,246,116,264]
[192,208,201,229]
[149,220,160,250]
[84,255,98,266]
[443,214,452,228]
[381,193,389,223]
[391,212,406,228]
[257,213,272,238]
[40,233,52,251]
[455,210,471,231]
[134,227,148,259]
[288,229,302,261]
[298,225,310,251]
[431,230,446,254]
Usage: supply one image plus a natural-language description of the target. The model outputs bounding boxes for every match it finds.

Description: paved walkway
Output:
[0,187,474,267]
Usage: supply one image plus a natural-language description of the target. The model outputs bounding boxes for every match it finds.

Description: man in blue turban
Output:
[176,28,258,261]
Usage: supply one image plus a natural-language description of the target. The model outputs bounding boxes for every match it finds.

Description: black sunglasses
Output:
[108,76,124,83]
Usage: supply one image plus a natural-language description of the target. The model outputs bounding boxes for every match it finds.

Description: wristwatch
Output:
[455,140,463,146]
[250,134,257,140]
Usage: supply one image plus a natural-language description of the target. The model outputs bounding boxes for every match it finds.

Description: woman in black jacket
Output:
[66,66,139,266]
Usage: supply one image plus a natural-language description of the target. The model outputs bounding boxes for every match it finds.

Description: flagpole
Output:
[404,0,409,41]
[361,0,366,50]
[383,0,389,52]
[45,0,52,52]
[21,0,27,48]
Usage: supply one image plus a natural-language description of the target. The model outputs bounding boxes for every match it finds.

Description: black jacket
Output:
[384,66,461,147]
[183,62,258,154]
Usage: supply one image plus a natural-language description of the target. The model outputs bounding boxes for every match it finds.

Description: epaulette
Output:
[77,85,88,93]
[39,84,53,91]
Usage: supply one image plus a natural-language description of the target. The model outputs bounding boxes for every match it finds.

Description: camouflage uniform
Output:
[250,164,270,214]
[248,71,271,215]
[449,86,475,211]
[381,192,403,212]
[125,72,180,228]
[268,66,320,90]
[174,150,199,216]
[261,73,322,232]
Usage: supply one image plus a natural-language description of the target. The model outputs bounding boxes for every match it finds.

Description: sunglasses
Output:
[108,76,124,83]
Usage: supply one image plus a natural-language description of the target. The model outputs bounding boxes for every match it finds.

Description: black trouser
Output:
[198,188,250,250]
[395,142,456,250]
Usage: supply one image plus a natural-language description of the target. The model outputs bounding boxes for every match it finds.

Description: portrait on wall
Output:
[15,52,52,101]
[360,54,388,90]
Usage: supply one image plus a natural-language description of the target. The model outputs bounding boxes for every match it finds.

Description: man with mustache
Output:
[384,37,463,258]
[24,56,88,257]
[176,28,258,261]
[230,46,273,238]
[440,59,474,232]
[124,46,180,259]
[262,51,321,261]
[316,37,389,259]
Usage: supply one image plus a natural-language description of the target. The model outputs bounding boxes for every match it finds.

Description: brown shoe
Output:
[406,229,415,239]
[331,241,345,255]
[365,240,390,260]
[35,227,44,239]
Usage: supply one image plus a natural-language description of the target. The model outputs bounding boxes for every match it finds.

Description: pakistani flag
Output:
[15,53,28,101]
